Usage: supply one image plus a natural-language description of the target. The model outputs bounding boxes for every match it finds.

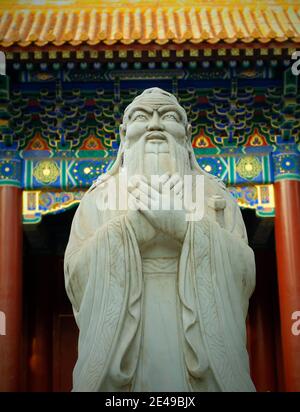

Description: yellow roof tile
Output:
[0,0,299,47]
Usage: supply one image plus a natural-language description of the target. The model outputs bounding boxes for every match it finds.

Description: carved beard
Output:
[122,132,191,179]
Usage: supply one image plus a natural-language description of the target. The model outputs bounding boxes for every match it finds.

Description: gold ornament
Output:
[236,157,262,180]
[33,161,60,184]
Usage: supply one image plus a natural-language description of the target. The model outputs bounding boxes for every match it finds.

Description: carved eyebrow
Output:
[127,106,153,120]
[157,105,183,119]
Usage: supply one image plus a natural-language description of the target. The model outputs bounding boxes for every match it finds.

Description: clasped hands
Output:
[127,173,188,244]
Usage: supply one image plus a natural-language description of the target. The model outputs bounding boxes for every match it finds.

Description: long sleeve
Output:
[179,215,256,392]
[64,189,105,314]
[64,186,144,391]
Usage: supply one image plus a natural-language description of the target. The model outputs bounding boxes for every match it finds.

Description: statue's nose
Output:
[147,111,164,131]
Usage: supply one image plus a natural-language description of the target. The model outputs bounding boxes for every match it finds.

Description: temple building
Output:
[0,0,299,392]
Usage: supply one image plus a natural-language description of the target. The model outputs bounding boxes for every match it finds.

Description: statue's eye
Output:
[163,113,178,121]
[133,114,147,121]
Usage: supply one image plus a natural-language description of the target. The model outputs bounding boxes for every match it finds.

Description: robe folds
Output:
[64,173,256,392]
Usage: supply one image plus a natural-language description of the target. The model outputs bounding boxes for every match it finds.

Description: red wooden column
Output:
[28,256,53,392]
[247,249,277,392]
[274,177,300,392]
[0,186,23,391]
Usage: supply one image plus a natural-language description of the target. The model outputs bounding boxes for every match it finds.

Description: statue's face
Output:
[123,104,187,147]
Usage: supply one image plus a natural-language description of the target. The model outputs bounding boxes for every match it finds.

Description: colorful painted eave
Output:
[0,0,300,48]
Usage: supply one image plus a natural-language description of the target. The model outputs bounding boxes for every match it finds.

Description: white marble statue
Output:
[64,88,256,392]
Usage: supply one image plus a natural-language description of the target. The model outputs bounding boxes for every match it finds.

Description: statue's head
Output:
[97,88,219,193]
[120,87,192,147]
[117,88,194,177]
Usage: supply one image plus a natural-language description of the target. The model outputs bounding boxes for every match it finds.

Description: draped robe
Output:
[64,171,256,392]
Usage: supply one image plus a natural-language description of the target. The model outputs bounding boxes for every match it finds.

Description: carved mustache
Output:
[144,131,169,141]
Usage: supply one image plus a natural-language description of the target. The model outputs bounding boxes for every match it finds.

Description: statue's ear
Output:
[186,123,192,141]
[119,124,126,143]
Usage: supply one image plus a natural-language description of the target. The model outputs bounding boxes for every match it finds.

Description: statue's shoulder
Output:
[85,173,112,195]
[200,169,237,207]
[200,169,227,191]
[78,174,112,209]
